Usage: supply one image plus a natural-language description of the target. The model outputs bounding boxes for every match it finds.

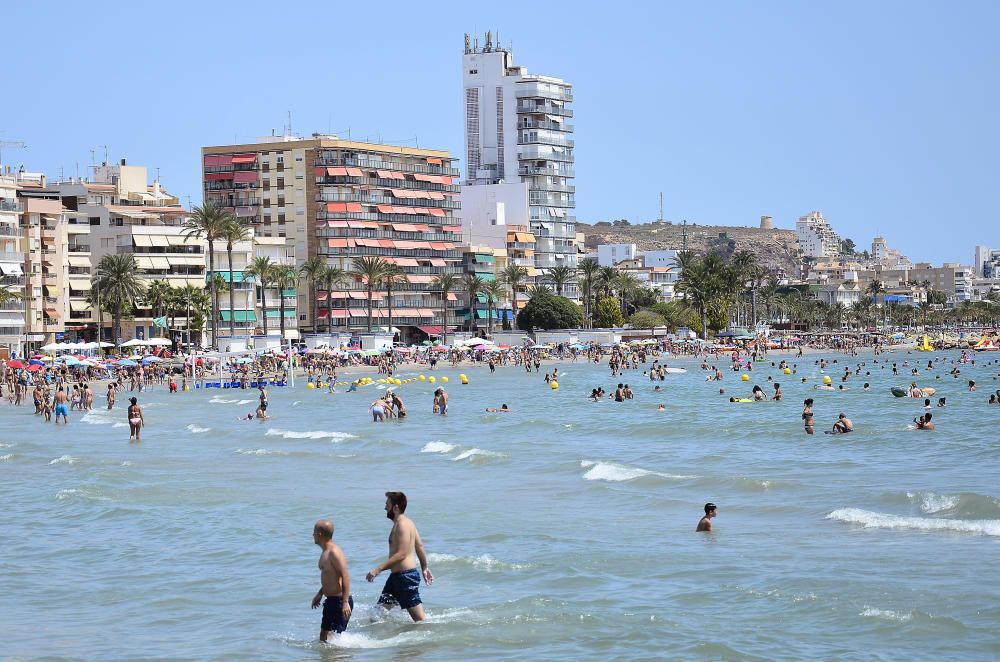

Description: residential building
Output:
[642,249,680,269]
[203,134,462,341]
[814,282,863,308]
[796,211,841,259]
[461,32,577,294]
[16,174,69,346]
[505,224,537,307]
[0,170,25,356]
[870,236,911,269]
[974,245,1000,278]
[250,235,296,337]
[457,244,503,328]
[209,230,257,337]
[597,243,637,267]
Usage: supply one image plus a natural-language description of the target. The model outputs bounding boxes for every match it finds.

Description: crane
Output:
[0,140,27,166]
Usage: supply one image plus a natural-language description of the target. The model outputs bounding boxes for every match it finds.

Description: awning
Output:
[150,257,171,269]
[231,154,257,164]
[44,285,58,296]
[220,310,257,322]
[68,255,90,267]
[442,225,462,233]
[386,257,418,267]
[327,239,350,248]
[327,220,349,228]
[167,236,189,245]
[347,220,378,229]
[68,279,91,290]
[134,257,155,269]
[428,258,446,267]
[233,171,258,184]
[215,155,234,165]
[69,300,90,312]
[265,309,298,318]
[447,293,458,301]
[168,255,203,265]
[322,166,348,177]
[133,235,153,247]
[345,167,363,177]
[418,325,443,336]
[209,271,245,283]
[0,262,23,276]
[205,172,234,181]
[515,232,535,242]
[376,169,406,180]
[326,202,363,213]
[426,158,443,165]
[0,312,25,326]
[148,235,170,247]
[44,307,61,318]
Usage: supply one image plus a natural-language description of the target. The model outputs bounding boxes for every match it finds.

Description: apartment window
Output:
[89,216,100,226]
[295,155,303,162]
[469,69,478,74]
[295,173,303,180]
[276,155,284,164]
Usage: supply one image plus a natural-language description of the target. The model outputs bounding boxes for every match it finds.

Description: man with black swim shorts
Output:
[310,520,352,641]
[366,491,433,621]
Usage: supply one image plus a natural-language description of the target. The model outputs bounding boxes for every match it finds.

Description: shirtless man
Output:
[832,412,853,433]
[367,492,433,622]
[310,520,352,641]
[54,387,69,425]
[433,388,448,415]
[697,503,717,532]
[914,412,935,430]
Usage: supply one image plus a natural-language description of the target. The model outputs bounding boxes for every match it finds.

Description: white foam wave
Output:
[580,460,693,482]
[80,412,112,425]
[860,607,913,622]
[827,508,1000,537]
[427,552,529,571]
[324,630,431,649]
[291,401,302,407]
[452,448,505,462]
[186,424,211,434]
[420,441,456,454]
[49,455,78,465]
[235,448,289,456]
[0,453,12,462]
[120,461,133,467]
[209,396,244,404]
[265,428,356,441]
[112,422,128,428]
[56,488,110,502]
[0,442,12,448]
[907,491,959,514]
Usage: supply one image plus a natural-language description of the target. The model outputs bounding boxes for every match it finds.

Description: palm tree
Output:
[383,264,409,339]
[577,257,600,328]
[596,266,618,299]
[244,256,275,336]
[187,288,212,347]
[320,265,348,336]
[544,265,575,297]
[675,253,725,340]
[175,284,200,347]
[0,285,21,305]
[183,203,233,348]
[352,256,390,333]
[94,254,146,344]
[866,279,887,329]
[500,264,528,323]
[272,264,297,341]
[482,279,506,335]
[298,256,327,335]
[431,272,459,345]
[612,272,642,318]
[145,280,172,338]
[462,274,486,332]
[731,251,765,328]
[221,217,252,337]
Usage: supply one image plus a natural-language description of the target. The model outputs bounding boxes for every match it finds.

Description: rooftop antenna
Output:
[103,145,109,164]
[90,149,96,165]
[659,192,663,223]
[155,166,160,183]
[287,110,293,137]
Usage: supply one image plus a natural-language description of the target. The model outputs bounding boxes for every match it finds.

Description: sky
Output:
[3,1,998,264]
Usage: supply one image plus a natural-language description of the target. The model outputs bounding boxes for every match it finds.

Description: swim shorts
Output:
[321,595,354,633]
[378,568,422,609]
[55,404,68,417]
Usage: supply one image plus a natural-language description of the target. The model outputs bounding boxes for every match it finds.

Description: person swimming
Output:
[485,404,511,413]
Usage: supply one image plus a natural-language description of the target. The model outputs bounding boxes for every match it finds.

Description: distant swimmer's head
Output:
[704,502,717,516]
[501,404,509,411]
[313,519,333,542]
[385,491,407,519]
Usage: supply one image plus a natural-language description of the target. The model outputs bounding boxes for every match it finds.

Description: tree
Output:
[482,279,506,335]
[0,285,21,305]
[145,280,172,338]
[675,252,729,340]
[928,290,947,305]
[221,217,251,337]
[500,264,528,322]
[272,264,297,341]
[577,257,600,328]
[596,266,618,299]
[544,265,575,297]
[629,310,667,329]
[840,238,857,255]
[298,256,327,334]
[516,288,582,331]
[94,254,146,344]
[594,296,624,328]
[183,203,233,349]
[352,256,390,333]
[462,274,486,332]
[320,265,348,336]
[612,272,642,318]
[383,264,409,338]
[244,256,274,336]
[431,272,459,345]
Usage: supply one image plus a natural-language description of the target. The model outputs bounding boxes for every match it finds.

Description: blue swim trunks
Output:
[55,404,69,417]
[321,595,353,633]
[378,568,422,609]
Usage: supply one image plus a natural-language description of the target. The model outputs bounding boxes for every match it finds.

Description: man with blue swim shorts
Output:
[310,519,352,641]
[54,387,69,424]
[367,491,434,621]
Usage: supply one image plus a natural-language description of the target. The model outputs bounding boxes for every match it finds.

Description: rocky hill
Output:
[579,220,801,273]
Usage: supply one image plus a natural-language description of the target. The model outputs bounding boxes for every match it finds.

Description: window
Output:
[89,216,100,226]
[469,69,478,74]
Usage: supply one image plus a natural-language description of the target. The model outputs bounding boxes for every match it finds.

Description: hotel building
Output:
[202,135,462,340]
[461,32,577,295]
[796,211,842,259]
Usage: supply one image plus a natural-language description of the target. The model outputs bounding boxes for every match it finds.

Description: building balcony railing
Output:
[315,228,459,242]
[528,195,575,207]
[516,102,573,117]
[518,119,573,132]
[517,147,574,162]
[529,182,575,194]
[518,165,575,177]
[116,247,204,256]
[1,276,25,286]
[314,154,460,177]
[316,210,459,224]
[203,165,259,174]
[316,194,461,211]
[0,199,22,212]
[204,182,260,192]
[519,135,574,148]
[206,197,261,207]
[0,250,23,262]
[68,245,91,253]
[316,176,460,193]
[0,301,24,312]
[515,85,573,102]
[0,224,22,237]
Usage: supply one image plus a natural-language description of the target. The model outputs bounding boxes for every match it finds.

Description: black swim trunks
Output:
[378,568,422,609]
[321,595,354,633]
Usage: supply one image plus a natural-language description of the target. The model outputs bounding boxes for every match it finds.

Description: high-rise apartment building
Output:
[796,211,842,259]
[461,32,577,295]
[202,135,462,340]
[0,170,25,356]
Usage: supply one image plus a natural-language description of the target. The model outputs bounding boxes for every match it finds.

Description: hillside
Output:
[578,220,801,273]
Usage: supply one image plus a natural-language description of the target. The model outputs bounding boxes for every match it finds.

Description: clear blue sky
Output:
[4,1,998,264]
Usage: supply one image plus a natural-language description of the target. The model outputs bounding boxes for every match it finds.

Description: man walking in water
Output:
[310,520,352,641]
[366,492,433,621]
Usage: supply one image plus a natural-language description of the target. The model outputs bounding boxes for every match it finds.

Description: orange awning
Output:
[45,308,61,318]
[345,167,363,177]
[326,202,363,213]
[442,225,462,233]
[327,239,349,248]
[428,258,446,267]
[347,220,378,229]
[231,154,257,163]
[325,166,349,176]
[426,157,442,165]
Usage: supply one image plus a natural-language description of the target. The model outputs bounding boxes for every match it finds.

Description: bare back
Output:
[318,541,348,597]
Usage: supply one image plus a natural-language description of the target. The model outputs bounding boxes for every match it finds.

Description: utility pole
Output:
[658,192,663,223]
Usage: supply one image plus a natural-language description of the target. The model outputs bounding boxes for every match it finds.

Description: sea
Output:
[2,349,999,660]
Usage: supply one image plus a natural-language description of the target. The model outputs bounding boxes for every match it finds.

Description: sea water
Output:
[2,351,999,660]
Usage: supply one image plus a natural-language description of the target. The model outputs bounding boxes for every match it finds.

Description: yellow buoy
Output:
[394,379,402,386]
[550,380,559,389]
[428,376,436,384]
[460,376,468,385]
[741,374,750,382]
[418,375,426,382]
[441,376,449,383]
[823,375,832,385]
[783,368,791,375]
[307,382,315,390]
[459,374,467,381]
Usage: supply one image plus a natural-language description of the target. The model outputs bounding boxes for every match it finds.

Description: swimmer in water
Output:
[832,412,853,433]
[696,503,717,532]
[657,404,666,411]
[913,412,935,430]
[802,398,815,435]
[485,404,511,413]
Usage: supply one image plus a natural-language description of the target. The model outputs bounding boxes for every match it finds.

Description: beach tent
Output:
[120,339,147,348]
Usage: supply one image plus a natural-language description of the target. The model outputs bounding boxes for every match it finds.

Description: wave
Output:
[265,428,356,441]
[580,460,694,483]
[0,442,12,448]
[49,455,78,465]
[826,508,1000,537]
[320,630,432,650]
[112,422,128,428]
[209,396,253,405]
[0,453,12,462]
[186,424,211,434]
[908,491,959,514]
[426,552,529,571]
[80,412,113,425]
[235,448,289,456]
[860,607,913,622]
[452,448,505,462]
[56,488,110,502]
[420,441,456,454]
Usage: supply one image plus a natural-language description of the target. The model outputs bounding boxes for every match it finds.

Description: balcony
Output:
[529,194,574,207]
[68,244,91,253]
[0,225,22,238]
[517,146,574,162]
[0,301,24,312]
[1,275,24,286]
[516,102,573,117]
[529,182,575,194]
[518,165,575,178]
[515,84,573,102]
[0,199,21,212]
[314,154,460,178]
[518,133,574,148]
[0,250,23,262]
[518,119,573,132]
[317,177,460,193]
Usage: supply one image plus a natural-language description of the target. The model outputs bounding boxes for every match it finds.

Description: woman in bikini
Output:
[127,397,144,442]
[802,398,814,435]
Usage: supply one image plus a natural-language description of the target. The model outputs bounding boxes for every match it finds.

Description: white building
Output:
[458,181,528,250]
[796,211,841,259]
[0,170,24,356]
[974,245,1000,278]
[597,243,636,267]
[461,31,576,295]
[871,236,911,269]
[642,249,679,269]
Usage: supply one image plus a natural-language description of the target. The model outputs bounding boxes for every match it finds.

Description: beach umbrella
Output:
[7,360,25,369]
[40,342,61,351]
[474,344,490,350]
[145,338,171,346]
[498,344,511,349]
[120,339,147,348]
[28,358,44,366]
[118,359,138,367]
[142,356,163,364]
[235,357,254,364]
[64,357,82,367]
[27,364,44,372]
